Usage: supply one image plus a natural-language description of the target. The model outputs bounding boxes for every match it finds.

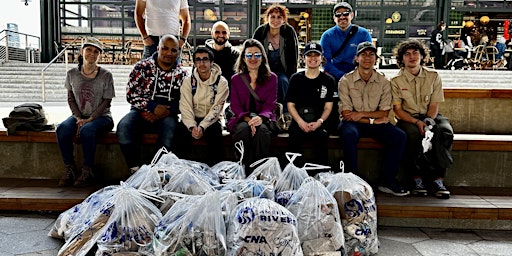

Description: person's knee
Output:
[56,123,74,139]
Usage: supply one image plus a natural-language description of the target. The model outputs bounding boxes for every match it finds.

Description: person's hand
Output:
[415,119,427,136]
[142,111,159,122]
[154,105,170,118]
[306,120,322,132]
[247,116,262,137]
[142,36,154,46]
[343,111,364,122]
[191,126,203,140]
[298,120,310,133]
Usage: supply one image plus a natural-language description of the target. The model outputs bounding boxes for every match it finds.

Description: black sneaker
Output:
[378,182,410,196]
[412,178,428,196]
[432,178,451,199]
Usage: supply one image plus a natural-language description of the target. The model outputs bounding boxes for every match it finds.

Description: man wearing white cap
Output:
[338,41,409,196]
[285,42,336,171]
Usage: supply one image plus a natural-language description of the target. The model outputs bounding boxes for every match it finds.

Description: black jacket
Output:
[252,23,298,78]
[205,39,240,88]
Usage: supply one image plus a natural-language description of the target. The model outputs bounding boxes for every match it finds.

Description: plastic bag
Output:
[226,197,303,256]
[286,177,345,255]
[248,157,283,184]
[211,141,246,182]
[275,153,309,206]
[124,165,165,194]
[219,179,275,202]
[168,158,219,187]
[95,184,164,255]
[49,185,121,241]
[325,162,379,256]
[160,168,215,214]
[153,191,227,256]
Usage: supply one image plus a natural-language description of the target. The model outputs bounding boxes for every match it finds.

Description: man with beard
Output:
[117,35,188,174]
[205,21,240,90]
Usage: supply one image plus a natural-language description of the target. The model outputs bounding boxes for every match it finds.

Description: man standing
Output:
[320,2,372,82]
[117,35,187,173]
[320,2,372,133]
[177,47,229,166]
[205,21,240,89]
[339,42,408,196]
[391,39,453,199]
[135,0,191,59]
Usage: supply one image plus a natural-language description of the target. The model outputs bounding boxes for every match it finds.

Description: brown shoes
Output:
[73,167,95,187]
[58,165,76,187]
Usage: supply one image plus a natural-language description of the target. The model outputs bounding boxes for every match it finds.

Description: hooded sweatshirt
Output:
[179,63,229,130]
[126,52,187,115]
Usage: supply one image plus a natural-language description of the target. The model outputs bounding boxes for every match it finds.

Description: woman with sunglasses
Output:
[227,39,278,172]
[56,37,115,187]
[252,4,298,115]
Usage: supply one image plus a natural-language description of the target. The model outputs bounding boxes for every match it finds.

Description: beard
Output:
[214,37,227,46]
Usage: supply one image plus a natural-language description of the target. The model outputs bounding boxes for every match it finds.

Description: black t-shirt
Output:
[285,71,336,120]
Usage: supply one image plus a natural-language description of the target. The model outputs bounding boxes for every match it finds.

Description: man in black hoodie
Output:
[205,21,240,90]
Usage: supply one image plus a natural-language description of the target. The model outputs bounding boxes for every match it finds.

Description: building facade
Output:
[40,0,512,64]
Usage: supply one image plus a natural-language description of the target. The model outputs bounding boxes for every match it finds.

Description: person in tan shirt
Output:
[176,47,229,165]
[339,42,408,196]
[391,39,453,199]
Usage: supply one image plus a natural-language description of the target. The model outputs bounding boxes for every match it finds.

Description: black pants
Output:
[174,119,223,166]
[397,114,453,181]
[230,122,272,174]
[287,121,329,175]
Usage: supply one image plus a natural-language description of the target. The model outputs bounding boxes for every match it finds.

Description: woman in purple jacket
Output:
[228,39,278,171]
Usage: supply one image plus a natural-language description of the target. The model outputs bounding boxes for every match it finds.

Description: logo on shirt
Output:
[320,85,327,98]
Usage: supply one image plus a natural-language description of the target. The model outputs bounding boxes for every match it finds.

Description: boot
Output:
[58,165,76,187]
[74,166,95,187]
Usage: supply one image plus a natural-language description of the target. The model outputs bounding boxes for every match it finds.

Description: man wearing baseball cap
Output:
[285,42,337,170]
[320,2,372,82]
[338,41,409,196]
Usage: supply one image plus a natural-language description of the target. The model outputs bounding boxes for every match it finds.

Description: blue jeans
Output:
[56,115,113,169]
[338,120,406,184]
[276,72,290,113]
[116,108,178,168]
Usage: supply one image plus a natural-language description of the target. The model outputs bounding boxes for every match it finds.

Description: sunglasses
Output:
[214,31,228,35]
[194,57,211,63]
[334,11,351,18]
[245,52,262,59]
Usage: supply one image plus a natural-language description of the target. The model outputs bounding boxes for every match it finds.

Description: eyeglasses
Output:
[334,11,351,18]
[194,57,211,63]
[214,31,228,35]
[245,52,262,59]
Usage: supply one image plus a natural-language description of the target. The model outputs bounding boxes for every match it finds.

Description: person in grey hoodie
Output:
[205,21,240,91]
[176,47,229,165]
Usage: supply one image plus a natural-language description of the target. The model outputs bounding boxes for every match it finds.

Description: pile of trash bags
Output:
[49,146,379,256]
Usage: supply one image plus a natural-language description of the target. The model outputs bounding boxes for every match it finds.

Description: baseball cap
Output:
[333,2,353,14]
[356,41,377,55]
[82,37,104,53]
[303,42,323,55]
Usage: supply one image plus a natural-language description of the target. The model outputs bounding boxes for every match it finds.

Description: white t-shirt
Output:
[144,0,188,36]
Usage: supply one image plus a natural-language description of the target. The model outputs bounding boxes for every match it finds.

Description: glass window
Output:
[193,7,221,21]
[355,9,381,22]
[383,0,408,6]
[410,9,435,23]
[478,0,503,8]
[356,0,381,7]
[383,10,408,24]
[411,0,435,7]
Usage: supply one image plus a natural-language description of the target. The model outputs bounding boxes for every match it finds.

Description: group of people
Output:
[55,2,454,199]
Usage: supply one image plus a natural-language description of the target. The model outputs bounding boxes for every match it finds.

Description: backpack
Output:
[2,103,54,135]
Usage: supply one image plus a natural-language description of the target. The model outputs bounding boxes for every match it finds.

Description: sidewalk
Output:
[1,211,511,255]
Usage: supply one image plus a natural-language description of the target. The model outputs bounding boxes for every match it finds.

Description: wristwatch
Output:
[369,118,375,125]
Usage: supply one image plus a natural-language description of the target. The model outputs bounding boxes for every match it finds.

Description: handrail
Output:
[41,36,83,102]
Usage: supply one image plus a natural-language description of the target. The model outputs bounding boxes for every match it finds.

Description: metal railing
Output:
[0,29,41,63]
[41,36,83,102]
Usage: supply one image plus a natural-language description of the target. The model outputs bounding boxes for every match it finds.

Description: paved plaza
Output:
[0,211,511,256]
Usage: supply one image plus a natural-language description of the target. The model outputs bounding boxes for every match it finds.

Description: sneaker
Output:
[412,177,428,196]
[432,178,451,199]
[74,167,95,187]
[58,165,76,187]
[378,182,410,196]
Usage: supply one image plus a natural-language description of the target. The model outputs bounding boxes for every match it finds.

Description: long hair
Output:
[235,39,271,85]
[393,39,430,68]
